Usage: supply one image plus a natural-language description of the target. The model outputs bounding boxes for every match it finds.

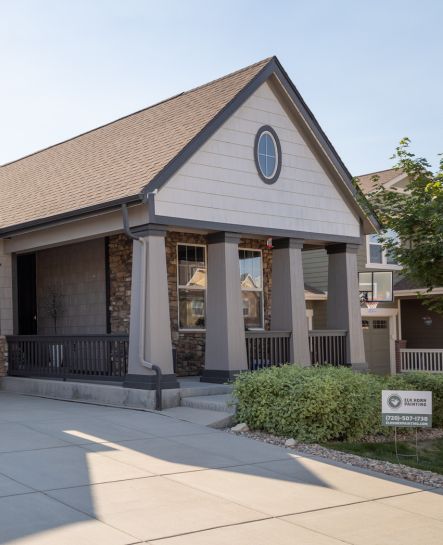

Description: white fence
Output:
[400,349,443,373]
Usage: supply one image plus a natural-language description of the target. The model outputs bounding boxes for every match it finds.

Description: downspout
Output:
[121,200,163,411]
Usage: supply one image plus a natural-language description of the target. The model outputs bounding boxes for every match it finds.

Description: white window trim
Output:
[365,235,402,270]
[240,247,265,331]
[177,243,207,333]
[258,131,278,179]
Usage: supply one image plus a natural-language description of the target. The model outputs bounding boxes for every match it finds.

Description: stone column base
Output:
[123,373,179,390]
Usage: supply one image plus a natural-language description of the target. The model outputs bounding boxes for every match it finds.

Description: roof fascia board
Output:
[142,60,276,195]
[384,172,409,189]
[269,59,379,232]
[143,56,379,232]
[0,195,141,238]
[395,288,443,297]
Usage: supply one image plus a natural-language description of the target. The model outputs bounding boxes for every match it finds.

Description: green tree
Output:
[355,138,443,313]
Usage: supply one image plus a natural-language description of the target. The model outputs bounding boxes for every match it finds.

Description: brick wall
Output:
[0,336,7,377]
[107,231,274,376]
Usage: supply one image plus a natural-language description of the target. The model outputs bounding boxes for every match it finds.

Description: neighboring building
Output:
[0,56,377,392]
[303,168,443,375]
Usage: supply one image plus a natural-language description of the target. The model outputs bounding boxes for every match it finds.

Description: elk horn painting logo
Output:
[387,394,402,410]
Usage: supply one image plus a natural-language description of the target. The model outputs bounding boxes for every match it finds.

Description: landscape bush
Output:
[233,365,443,442]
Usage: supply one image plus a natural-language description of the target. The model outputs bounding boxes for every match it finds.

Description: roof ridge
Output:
[1,57,274,170]
[183,56,274,95]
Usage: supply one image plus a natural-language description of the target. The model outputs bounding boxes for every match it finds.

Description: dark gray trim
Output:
[253,125,282,184]
[123,373,179,390]
[272,237,304,250]
[326,243,360,255]
[149,204,362,244]
[269,59,380,230]
[141,60,277,196]
[206,232,242,244]
[131,224,167,238]
[200,369,243,384]
[0,196,142,238]
[140,55,378,231]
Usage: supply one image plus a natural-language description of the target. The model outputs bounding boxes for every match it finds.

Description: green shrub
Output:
[233,366,443,442]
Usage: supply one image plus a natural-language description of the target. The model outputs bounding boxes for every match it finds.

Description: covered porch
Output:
[1,224,366,393]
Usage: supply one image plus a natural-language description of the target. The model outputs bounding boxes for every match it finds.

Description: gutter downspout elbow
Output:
[121,201,162,410]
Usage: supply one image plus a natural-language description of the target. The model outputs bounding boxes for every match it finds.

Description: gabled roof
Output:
[0,58,271,234]
[0,56,376,236]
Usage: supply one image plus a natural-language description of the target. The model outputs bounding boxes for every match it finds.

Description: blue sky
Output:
[1,0,442,174]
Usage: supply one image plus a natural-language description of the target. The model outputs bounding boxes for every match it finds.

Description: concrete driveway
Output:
[0,392,442,544]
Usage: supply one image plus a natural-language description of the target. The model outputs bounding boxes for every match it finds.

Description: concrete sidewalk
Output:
[0,392,442,544]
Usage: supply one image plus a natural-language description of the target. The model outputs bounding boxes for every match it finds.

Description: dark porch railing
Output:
[245,331,291,370]
[309,330,347,366]
[245,329,348,370]
[7,335,129,380]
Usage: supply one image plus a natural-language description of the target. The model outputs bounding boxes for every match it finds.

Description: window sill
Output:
[365,263,402,271]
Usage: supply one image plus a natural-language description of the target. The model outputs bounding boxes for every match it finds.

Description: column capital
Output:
[272,237,304,250]
[326,242,360,255]
[132,224,167,238]
[206,231,241,245]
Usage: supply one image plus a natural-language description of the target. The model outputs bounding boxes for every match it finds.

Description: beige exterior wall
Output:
[155,81,360,238]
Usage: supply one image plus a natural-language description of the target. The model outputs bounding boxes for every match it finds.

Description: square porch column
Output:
[201,232,248,383]
[125,226,179,389]
[271,238,311,366]
[326,243,367,371]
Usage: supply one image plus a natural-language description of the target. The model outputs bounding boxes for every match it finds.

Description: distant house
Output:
[0,56,378,397]
[303,168,443,375]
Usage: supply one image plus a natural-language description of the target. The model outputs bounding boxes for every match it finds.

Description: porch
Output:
[6,329,349,382]
[0,223,366,401]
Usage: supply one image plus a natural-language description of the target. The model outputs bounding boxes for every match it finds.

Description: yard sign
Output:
[381,390,432,428]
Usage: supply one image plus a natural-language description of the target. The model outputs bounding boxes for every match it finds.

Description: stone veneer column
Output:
[124,226,179,389]
[0,241,13,377]
[201,232,248,383]
[271,238,311,365]
[326,243,367,371]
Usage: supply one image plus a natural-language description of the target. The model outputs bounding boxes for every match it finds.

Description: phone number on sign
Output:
[385,415,429,423]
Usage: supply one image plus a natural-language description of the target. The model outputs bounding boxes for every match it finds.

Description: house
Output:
[0,56,377,400]
[303,167,443,375]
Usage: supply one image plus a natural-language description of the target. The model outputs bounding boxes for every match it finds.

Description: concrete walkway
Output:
[0,392,442,544]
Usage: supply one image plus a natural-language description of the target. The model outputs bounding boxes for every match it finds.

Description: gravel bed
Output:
[227,428,443,488]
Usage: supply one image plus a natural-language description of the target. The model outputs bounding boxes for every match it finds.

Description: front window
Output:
[239,249,263,329]
[177,244,206,330]
[367,230,398,266]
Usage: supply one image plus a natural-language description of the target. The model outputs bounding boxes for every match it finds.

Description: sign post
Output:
[381,390,432,462]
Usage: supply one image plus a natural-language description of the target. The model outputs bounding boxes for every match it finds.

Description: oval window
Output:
[254,126,282,184]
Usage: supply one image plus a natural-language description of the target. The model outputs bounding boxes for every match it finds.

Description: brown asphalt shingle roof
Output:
[0,58,272,232]
[356,168,402,194]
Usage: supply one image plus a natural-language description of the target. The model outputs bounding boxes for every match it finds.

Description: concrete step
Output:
[160,406,234,429]
[181,394,236,414]
[178,378,233,398]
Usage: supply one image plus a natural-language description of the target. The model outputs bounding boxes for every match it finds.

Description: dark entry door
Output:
[17,253,37,335]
